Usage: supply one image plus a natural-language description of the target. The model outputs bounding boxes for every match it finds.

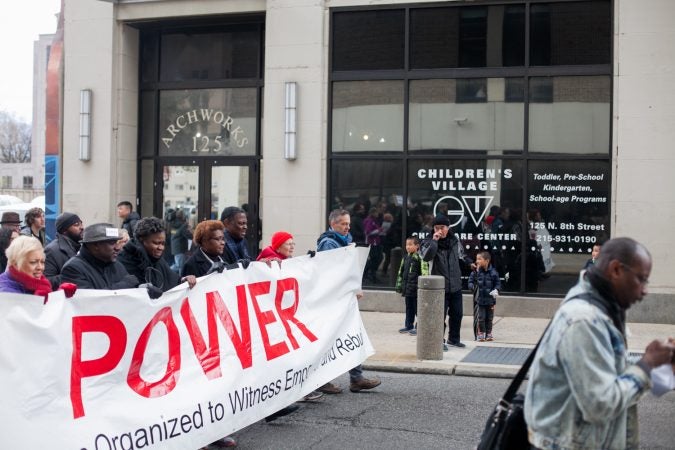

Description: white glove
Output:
[489,289,499,299]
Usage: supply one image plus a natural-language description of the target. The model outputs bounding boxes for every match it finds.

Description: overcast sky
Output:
[0,0,61,123]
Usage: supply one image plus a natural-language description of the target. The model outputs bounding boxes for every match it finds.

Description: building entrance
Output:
[156,159,259,255]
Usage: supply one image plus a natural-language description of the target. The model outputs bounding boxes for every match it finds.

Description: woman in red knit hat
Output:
[256,231,295,264]
[254,231,325,403]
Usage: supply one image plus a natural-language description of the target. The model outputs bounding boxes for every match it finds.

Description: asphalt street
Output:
[230,371,675,450]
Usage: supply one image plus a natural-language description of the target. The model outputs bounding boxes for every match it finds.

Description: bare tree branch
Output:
[0,111,31,163]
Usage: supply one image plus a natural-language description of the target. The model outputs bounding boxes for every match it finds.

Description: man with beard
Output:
[420,215,474,350]
[61,223,139,290]
[220,206,251,265]
[44,212,84,289]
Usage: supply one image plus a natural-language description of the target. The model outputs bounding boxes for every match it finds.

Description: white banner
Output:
[0,245,372,450]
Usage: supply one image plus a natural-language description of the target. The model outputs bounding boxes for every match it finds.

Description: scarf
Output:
[8,265,53,299]
[583,267,627,341]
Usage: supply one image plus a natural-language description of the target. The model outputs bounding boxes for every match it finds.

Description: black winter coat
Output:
[44,233,80,289]
[420,233,472,293]
[61,246,139,290]
[169,219,192,254]
[468,266,501,306]
[122,211,141,239]
[117,239,180,292]
[181,248,236,278]
[395,253,429,297]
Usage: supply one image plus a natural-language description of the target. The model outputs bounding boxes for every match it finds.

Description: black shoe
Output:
[265,404,300,422]
[448,341,466,348]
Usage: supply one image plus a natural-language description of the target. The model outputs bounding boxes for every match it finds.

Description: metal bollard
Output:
[416,275,445,360]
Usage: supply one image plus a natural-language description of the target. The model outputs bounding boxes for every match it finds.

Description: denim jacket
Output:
[524,274,651,450]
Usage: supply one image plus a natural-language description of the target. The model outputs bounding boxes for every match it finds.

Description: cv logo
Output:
[433,196,494,228]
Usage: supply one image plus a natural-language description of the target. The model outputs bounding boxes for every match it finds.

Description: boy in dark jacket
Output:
[468,251,501,342]
[395,237,429,335]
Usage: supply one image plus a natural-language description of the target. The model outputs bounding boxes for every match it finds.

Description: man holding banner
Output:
[0,229,375,449]
[316,208,381,394]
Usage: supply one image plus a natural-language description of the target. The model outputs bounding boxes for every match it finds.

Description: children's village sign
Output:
[416,165,610,254]
[417,167,512,230]
[162,109,249,153]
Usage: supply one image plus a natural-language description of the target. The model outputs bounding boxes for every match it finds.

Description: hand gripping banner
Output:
[0,245,373,450]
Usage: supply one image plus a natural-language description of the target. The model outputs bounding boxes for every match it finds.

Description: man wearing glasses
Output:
[525,237,674,450]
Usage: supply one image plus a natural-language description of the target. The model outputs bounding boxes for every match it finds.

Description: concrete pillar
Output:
[416,275,446,360]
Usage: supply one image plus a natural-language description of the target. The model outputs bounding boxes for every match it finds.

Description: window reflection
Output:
[409,78,524,154]
[332,160,403,289]
[332,81,404,152]
[529,76,610,155]
[530,1,611,66]
[332,10,405,71]
[410,5,525,69]
[160,29,259,81]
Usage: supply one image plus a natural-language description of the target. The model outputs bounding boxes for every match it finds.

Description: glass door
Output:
[154,159,260,260]
[161,164,200,229]
[208,160,259,257]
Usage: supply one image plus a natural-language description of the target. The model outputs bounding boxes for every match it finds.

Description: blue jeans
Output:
[170,253,186,273]
[444,289,464,344]
[349,365,364,383]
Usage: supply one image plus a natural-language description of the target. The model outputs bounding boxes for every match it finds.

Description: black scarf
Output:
[583,267,627,341]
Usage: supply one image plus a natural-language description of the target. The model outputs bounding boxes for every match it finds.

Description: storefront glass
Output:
[329,1,611,295]
[409,78,524,154]
[332,81,404,152]
[331,160,403,288]
[526,160,610,294]
[529,76,610,155]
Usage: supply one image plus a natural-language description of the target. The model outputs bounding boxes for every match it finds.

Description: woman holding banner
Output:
[256,230,295,264]
[0,236,76,300]
[117,217,196,297]
[182,220,229,277]
[256,231,325,404]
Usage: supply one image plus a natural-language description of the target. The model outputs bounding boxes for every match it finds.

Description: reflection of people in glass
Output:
[525,208,552,292]
[528,208,555,274]
[363,207,383,283]
[350,202,367,245]
[584,243,602,270]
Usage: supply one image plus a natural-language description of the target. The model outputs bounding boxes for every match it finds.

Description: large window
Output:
[329,1,612,295]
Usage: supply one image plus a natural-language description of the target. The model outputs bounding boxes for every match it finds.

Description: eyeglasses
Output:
[620,263,649,286]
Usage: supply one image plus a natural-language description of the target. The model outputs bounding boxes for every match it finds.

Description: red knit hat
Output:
[271,231,293,250]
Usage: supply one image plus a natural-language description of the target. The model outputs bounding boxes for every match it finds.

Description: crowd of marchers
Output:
[0,204,383,449]
[1,203,674,450]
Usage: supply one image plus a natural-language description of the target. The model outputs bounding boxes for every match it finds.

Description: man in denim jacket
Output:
[525,237,674,450]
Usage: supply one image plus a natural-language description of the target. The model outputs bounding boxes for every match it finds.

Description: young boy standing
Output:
[395,237,429,335]
[469,251,501,342]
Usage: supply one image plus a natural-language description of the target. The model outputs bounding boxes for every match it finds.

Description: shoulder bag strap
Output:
[501,291,593,402]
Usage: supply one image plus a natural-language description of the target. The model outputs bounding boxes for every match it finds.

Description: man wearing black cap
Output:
[0,211,21,233]
[44,212,84,289]
[420,214,474,350]
[61,223,139,290]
